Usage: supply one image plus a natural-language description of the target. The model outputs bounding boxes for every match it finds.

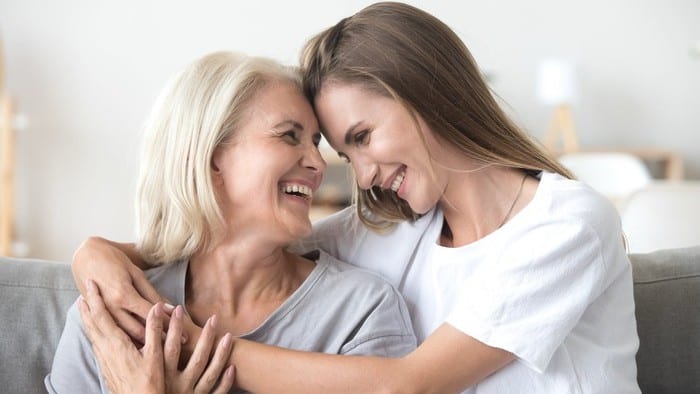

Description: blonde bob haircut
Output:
[301,2,572,230]
[137,51,301,265]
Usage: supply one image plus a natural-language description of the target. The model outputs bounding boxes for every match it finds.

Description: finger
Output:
[117,284,156,322]
[164,305,184,376]
[184,314,218,381]
[84,280,133,345]
[211,366,235,394]
[79,295,130,388]
[78,296,103,344]
[143,303,165,362]
[194,333,233,393]
[111,309,147,345]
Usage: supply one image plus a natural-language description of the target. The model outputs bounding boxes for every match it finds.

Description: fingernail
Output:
[163,303,175,311]
[226,365,234,377]
[153,304,162,317]
[174,305,183,318]
[86,279,95,292]
[209,314,218,328]
[221,333,232,348]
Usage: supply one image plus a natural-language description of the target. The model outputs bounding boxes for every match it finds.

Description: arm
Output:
[230,324,514,394]
[72,236,164,341]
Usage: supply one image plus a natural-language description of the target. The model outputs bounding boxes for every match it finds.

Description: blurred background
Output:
[1,0,699,261]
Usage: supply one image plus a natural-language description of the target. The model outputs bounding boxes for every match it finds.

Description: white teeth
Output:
[281,184,313,199]
[391,170,405,192]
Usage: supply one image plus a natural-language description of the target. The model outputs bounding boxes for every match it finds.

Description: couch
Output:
[1,247,699,393]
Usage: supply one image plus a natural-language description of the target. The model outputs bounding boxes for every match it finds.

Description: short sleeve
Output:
[45,301,105,393]
[446,219,607,373]
[339,284,417,357]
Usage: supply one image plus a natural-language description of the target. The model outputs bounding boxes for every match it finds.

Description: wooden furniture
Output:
[543,103,580,154]
[0,38,14,256]
[558,148,684,181]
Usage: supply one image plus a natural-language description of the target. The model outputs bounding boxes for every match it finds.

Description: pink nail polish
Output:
[222,333,232,348]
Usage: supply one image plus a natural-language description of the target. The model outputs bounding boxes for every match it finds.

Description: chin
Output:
[287,218,313,238]
[406,197,438,215]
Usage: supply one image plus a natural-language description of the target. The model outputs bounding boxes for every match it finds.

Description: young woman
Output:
[45,51,415,393]
[73,2,640,392]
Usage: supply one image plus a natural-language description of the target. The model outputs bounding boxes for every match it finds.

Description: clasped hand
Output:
[79,280,235,393]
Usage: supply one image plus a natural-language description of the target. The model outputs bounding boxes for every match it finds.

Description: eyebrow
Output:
[343,121,363,145]
[273,120,304,130]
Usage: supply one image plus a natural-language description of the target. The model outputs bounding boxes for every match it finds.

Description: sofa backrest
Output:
[1,247,699,392]
[0,257,77,394]
[631,246,700,393]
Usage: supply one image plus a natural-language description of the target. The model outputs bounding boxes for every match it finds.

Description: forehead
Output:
[315,84,379,128]
[314,83,395,143]
[240,81,319,134]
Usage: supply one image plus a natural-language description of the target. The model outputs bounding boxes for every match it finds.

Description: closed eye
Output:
[353,129,371,146]
[282,130,300,145]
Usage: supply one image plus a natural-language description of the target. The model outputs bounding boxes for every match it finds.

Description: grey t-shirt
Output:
[46,250,416,393]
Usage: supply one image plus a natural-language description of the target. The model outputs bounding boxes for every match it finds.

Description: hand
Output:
[80,280,235,394]
[72,236,167,343]
[79,280,166,394]
[164,306,235,393]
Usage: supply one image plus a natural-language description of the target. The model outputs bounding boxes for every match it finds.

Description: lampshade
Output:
[536,59,576,105]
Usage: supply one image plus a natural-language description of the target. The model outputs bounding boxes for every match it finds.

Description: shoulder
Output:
[539,172,619,225]
[47,301,103,393]
[316,250,403,297]
[312,251,417,355]
[295,205,439,274]
[312,250,412,331]
[491,172,629,291]
[523,171,622,246]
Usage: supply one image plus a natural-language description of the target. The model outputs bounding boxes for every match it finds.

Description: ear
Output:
[211,160,222,174]
[211,148,224,185]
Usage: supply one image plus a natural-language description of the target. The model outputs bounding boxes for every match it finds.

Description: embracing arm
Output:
[230,324,514,393]
[72,236,164,341]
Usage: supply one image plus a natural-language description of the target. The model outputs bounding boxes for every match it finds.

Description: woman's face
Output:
[213,81,325,243]
[314,83,446,214]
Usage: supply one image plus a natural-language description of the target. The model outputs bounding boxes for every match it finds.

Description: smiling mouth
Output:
[280,184,313,200]
[390,169,405,192]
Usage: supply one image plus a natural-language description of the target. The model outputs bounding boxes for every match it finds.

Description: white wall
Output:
[1,0,699,260]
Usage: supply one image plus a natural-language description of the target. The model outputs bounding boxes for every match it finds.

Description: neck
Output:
[186,238,314,334]
[439,166,532,247]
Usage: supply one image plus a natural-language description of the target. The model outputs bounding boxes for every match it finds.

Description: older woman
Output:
[45,51,415,393]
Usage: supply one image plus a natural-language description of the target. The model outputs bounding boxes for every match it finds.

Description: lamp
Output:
[537,59,579,154]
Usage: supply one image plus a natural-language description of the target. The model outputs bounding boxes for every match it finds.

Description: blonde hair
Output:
[301,2,572,230]
[137,51,301,265]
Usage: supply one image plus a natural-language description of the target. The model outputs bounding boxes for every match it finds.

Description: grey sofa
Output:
[1,247,699,393]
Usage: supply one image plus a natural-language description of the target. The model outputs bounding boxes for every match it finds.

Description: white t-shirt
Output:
[296,171,640,393]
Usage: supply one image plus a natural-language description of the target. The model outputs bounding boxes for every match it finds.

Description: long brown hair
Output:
[301,2,572,229]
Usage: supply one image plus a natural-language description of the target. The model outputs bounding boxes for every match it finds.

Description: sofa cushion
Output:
[0,257,77,394]
[631,246,700,393]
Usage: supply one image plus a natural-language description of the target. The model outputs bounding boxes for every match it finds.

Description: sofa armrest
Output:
[631,246,700,393]
[0,257,77,393]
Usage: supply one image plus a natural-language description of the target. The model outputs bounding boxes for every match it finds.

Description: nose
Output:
[301,144,327,176]
[353,157,378,190]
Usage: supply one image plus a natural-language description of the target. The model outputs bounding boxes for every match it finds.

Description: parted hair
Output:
[137,51,301,265]
[301,1,572,230]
